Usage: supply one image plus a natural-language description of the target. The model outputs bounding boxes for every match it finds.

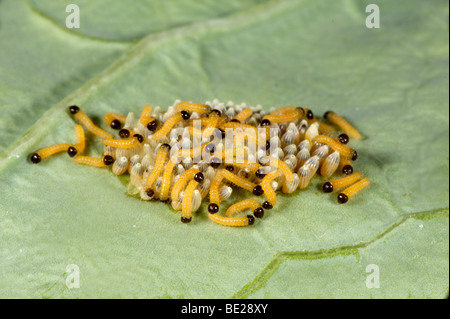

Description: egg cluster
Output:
[30,100,370,226]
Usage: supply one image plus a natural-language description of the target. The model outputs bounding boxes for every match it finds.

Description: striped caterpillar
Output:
[30,99,369,227]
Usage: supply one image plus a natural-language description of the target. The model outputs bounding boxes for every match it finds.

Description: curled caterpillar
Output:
[30,99,369,227]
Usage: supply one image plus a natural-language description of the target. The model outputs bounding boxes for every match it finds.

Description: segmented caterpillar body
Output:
[30,100,369,227]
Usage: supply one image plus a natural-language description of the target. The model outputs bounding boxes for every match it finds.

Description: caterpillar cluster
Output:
[30,99,370,227]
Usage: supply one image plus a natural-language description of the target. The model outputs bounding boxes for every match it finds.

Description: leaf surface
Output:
[0,0,448,298]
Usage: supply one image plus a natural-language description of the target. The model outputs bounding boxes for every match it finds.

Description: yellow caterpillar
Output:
[30,100,369,227]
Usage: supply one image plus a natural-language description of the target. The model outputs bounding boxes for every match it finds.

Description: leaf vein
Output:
[231,207,449,298]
